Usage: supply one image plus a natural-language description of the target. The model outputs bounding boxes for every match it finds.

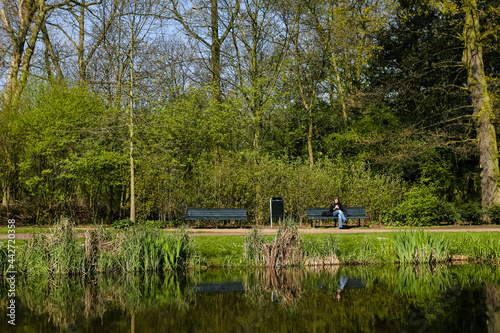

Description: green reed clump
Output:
[0,241,9,274]
[392,230,450,264]
[163,228,191,271]
[16,219,86,276]
[17,234,50,276]
[8,221,194,275]
[113,225,192,272]
[302,235,341,265]
[243,228,265,266]
[48,219,87,274]
[118,225,164,272]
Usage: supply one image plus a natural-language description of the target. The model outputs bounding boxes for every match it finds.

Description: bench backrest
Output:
[306,207,368,218]
[185,208,247,221]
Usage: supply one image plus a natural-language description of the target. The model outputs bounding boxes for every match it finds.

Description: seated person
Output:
[329,196,347,229]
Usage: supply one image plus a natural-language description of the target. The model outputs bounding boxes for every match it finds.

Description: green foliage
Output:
[118,225,163,272]
[243,228,265,266]
[392,230,450,264]
[449,233,500,261]
[112,218,134,230]
[162,228,191,271]
[486,204,500,224]
[456,201,483,224]
[385,185,459,226]
[16,218,86,276]
[12,81,126,224]
[145,220,168,228]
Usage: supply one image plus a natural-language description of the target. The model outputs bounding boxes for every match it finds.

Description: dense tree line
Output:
[1,0,499,225]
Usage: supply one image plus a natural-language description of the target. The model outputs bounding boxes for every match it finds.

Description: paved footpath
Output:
[2,224,499,239]
[182,224,500,236]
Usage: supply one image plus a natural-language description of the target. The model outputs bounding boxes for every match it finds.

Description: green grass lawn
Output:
[190,231,500,266]
[0,227,53,235]
[0,226,118,235]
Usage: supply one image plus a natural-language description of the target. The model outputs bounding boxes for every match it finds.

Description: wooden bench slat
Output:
[185,208,247,221]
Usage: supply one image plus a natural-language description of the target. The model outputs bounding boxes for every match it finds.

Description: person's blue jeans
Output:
[332,210,346,228]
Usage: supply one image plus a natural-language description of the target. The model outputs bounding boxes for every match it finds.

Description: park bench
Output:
[185,208,247,228]
[306,207,369,228]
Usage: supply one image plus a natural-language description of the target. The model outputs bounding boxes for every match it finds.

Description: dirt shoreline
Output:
[1,224,499,239]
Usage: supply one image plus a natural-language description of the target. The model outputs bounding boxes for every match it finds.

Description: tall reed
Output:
[392,230,450,264]
[243,228,265,266]
[17,219,86,276]
[163,228,191,271]
[262,219,304,267]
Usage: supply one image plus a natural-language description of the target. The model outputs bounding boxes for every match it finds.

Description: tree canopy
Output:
[1,0,500,225]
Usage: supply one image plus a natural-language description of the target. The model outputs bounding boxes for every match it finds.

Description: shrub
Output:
[112,218,134,230]
[486,204,500,224]
[386,186,458,226]
[456,201,483,224]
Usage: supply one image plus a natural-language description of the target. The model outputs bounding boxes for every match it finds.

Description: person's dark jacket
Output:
[329,202,345,214]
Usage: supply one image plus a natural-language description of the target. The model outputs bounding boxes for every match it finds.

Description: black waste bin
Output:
[270,197,285,220]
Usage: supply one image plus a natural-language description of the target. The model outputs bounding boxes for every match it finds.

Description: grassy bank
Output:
[193,230,500,267]
[1,222,499,275]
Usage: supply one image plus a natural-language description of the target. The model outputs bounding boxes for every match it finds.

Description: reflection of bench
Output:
[194,282,245,293]
[306,207,369,228]
[185,208,247,228]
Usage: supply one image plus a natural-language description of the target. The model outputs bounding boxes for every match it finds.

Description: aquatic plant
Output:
[0,241,9,274]
[163,228,191,271]
[262,219,304,267]
[16,218,86,276]
[392,230,450,264]
[243,228,265,266]
[302,235,340,266]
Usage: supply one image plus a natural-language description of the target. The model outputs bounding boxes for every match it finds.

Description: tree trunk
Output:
[129,23,136,223]
[78,0,87,85]
[211,0,221,103]
[462,0,500,212]
[486,283,499,333]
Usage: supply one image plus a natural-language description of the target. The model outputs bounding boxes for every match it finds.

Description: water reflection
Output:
[0,264,499,332]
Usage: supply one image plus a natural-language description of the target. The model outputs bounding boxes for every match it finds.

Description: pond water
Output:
[1,264,499,332]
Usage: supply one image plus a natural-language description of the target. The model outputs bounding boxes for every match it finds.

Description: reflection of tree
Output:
[12,272,193,331]
[244,268,305,306]
[487,283,500,333]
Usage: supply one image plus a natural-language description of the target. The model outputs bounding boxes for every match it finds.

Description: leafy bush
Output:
[112,218,134,230]
[486,204,500,224]
[385,186,458,226]
[145,220,168,228]
[456,201,483,224]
